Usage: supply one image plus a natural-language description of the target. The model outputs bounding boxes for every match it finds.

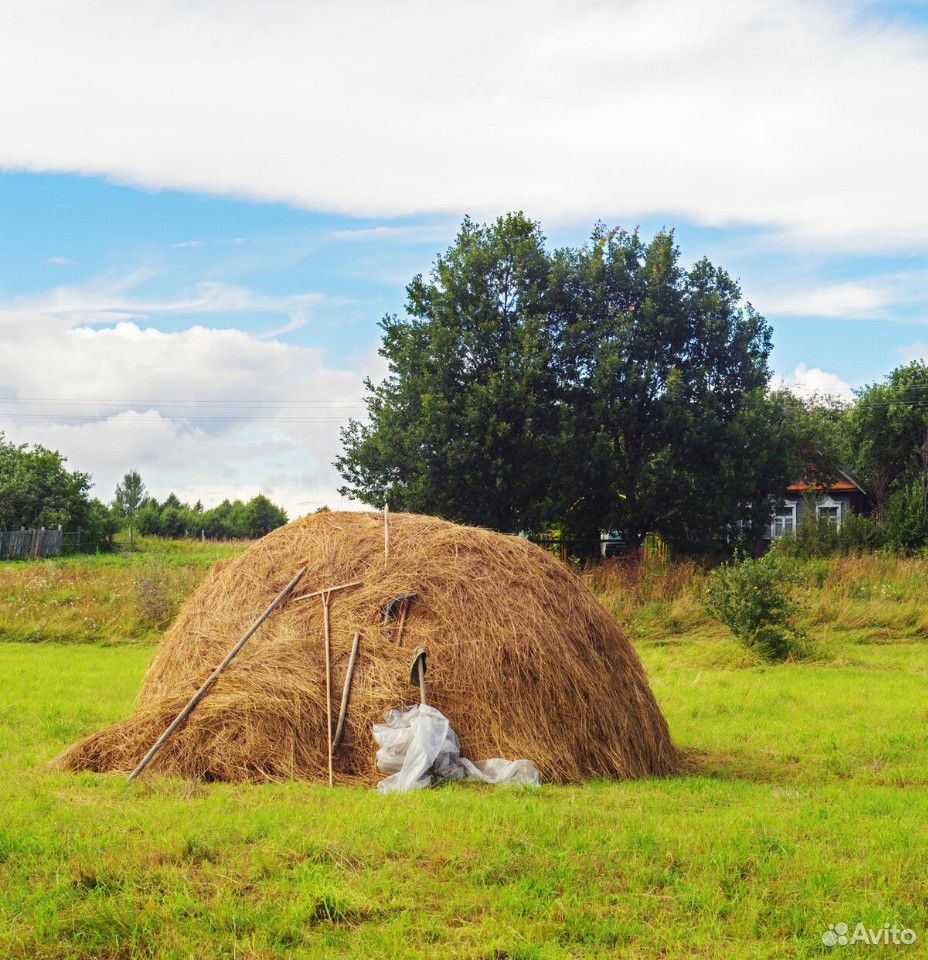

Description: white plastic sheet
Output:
[373,705,540,793]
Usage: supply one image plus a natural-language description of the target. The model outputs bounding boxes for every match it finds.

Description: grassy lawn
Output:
[1,551,927,957]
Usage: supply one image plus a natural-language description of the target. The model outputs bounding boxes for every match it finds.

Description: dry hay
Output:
[59,512,680,784]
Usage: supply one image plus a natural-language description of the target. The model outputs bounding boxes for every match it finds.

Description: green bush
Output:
[704,552,808,661]
[885,480,928,554]
[774,511,887,558]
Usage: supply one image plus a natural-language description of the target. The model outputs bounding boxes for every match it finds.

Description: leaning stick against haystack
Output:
[127,565,308,781]
[332,631,361,751]
[128,573,364,785]
[315,581,362,786]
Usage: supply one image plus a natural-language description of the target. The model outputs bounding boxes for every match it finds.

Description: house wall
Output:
[793,492,855,523]
[766,489,869,540]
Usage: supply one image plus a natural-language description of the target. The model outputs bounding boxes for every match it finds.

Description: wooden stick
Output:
[290,580,362,604]
[128,566,307,782]
[323,591,334,787]
[395,597,410,645]
[384,502,390,566]
[331,631,360,750]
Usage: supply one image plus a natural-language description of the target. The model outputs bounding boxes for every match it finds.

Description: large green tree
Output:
[0,433,94,530]
[241,495,288,538]
[113,469,147,546]
[337,214,561,532]
[844,361,928,518]
[337,215,794,549]
[551,227,793,550]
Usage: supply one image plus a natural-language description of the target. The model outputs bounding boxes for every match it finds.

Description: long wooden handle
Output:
[332,631,360,750]
[127,566,307,782]
[323,595,334,787]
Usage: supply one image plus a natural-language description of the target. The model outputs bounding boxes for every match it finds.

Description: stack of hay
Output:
[60,512,679,784]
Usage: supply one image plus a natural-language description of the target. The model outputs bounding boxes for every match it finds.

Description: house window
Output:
[816,502,842,528]
[770,501,797,538]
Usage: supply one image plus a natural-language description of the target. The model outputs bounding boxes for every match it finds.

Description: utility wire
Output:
[0,397,365,406]
[0,414,353,423]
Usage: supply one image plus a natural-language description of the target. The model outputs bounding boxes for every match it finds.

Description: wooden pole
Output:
[323,591,334,787]
[290,580,362,604]
[395,597,410,645]
[384,502,390,566]
[331,631,360,750]
[127,565,307,782]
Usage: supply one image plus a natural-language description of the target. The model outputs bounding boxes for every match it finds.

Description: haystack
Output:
[60,512,679,784]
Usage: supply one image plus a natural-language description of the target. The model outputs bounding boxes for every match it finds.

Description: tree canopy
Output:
[0,433,92,530]
[0,433,116,546]
[844,361,928,518]
[114,470,146,521]
[337,214,795,550]
[134,490,287,540]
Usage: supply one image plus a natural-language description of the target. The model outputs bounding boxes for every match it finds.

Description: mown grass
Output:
[1,551,927,957]
[0,538,246,644]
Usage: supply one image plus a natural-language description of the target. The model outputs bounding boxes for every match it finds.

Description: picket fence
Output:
[0,527,67,560]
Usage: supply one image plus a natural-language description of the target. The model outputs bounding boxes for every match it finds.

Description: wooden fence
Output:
[0,527,66,560]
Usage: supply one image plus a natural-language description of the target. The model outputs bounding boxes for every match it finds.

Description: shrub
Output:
[885,480,928,554]
[133,576,172,627]
[774,511,887,558]
[704,552,808,661]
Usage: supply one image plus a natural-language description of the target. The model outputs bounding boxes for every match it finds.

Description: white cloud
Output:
[0,277,376,515]
[48,256,75,266]
[328,224,455,244]
[0,271,324,328]
[759,267,928,320]
[772,363,855,402]
[0,1,926,250]
[171,240,203,249]
[761,282,888,319]
[897,341,928,364]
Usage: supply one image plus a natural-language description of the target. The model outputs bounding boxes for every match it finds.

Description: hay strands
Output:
[331,631,361,751]
[127,565,308,782]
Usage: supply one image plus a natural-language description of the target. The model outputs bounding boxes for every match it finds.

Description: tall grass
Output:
[4,540,928,648]
[583,552,928,645]
[0,538,246,644]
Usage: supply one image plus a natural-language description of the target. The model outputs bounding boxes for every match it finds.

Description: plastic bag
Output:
[373,705,540,793]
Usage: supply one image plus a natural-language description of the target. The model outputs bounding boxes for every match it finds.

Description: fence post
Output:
[76,526,82,553]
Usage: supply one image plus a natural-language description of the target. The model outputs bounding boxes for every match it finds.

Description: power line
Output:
[0,397,365,407]
[0,414,354,424]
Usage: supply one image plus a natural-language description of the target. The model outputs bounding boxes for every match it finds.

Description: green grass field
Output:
[0,538,245,645]
[1,547,926,958]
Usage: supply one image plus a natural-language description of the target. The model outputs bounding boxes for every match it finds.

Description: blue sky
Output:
[1,0,927,513]
[4,171,925,386]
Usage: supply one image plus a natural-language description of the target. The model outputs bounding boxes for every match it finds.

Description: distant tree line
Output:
[131,490,287,540]
[0,438,288,551]
[337,212,928,556]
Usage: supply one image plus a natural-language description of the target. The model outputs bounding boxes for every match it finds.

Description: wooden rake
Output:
[293,580,362,786]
